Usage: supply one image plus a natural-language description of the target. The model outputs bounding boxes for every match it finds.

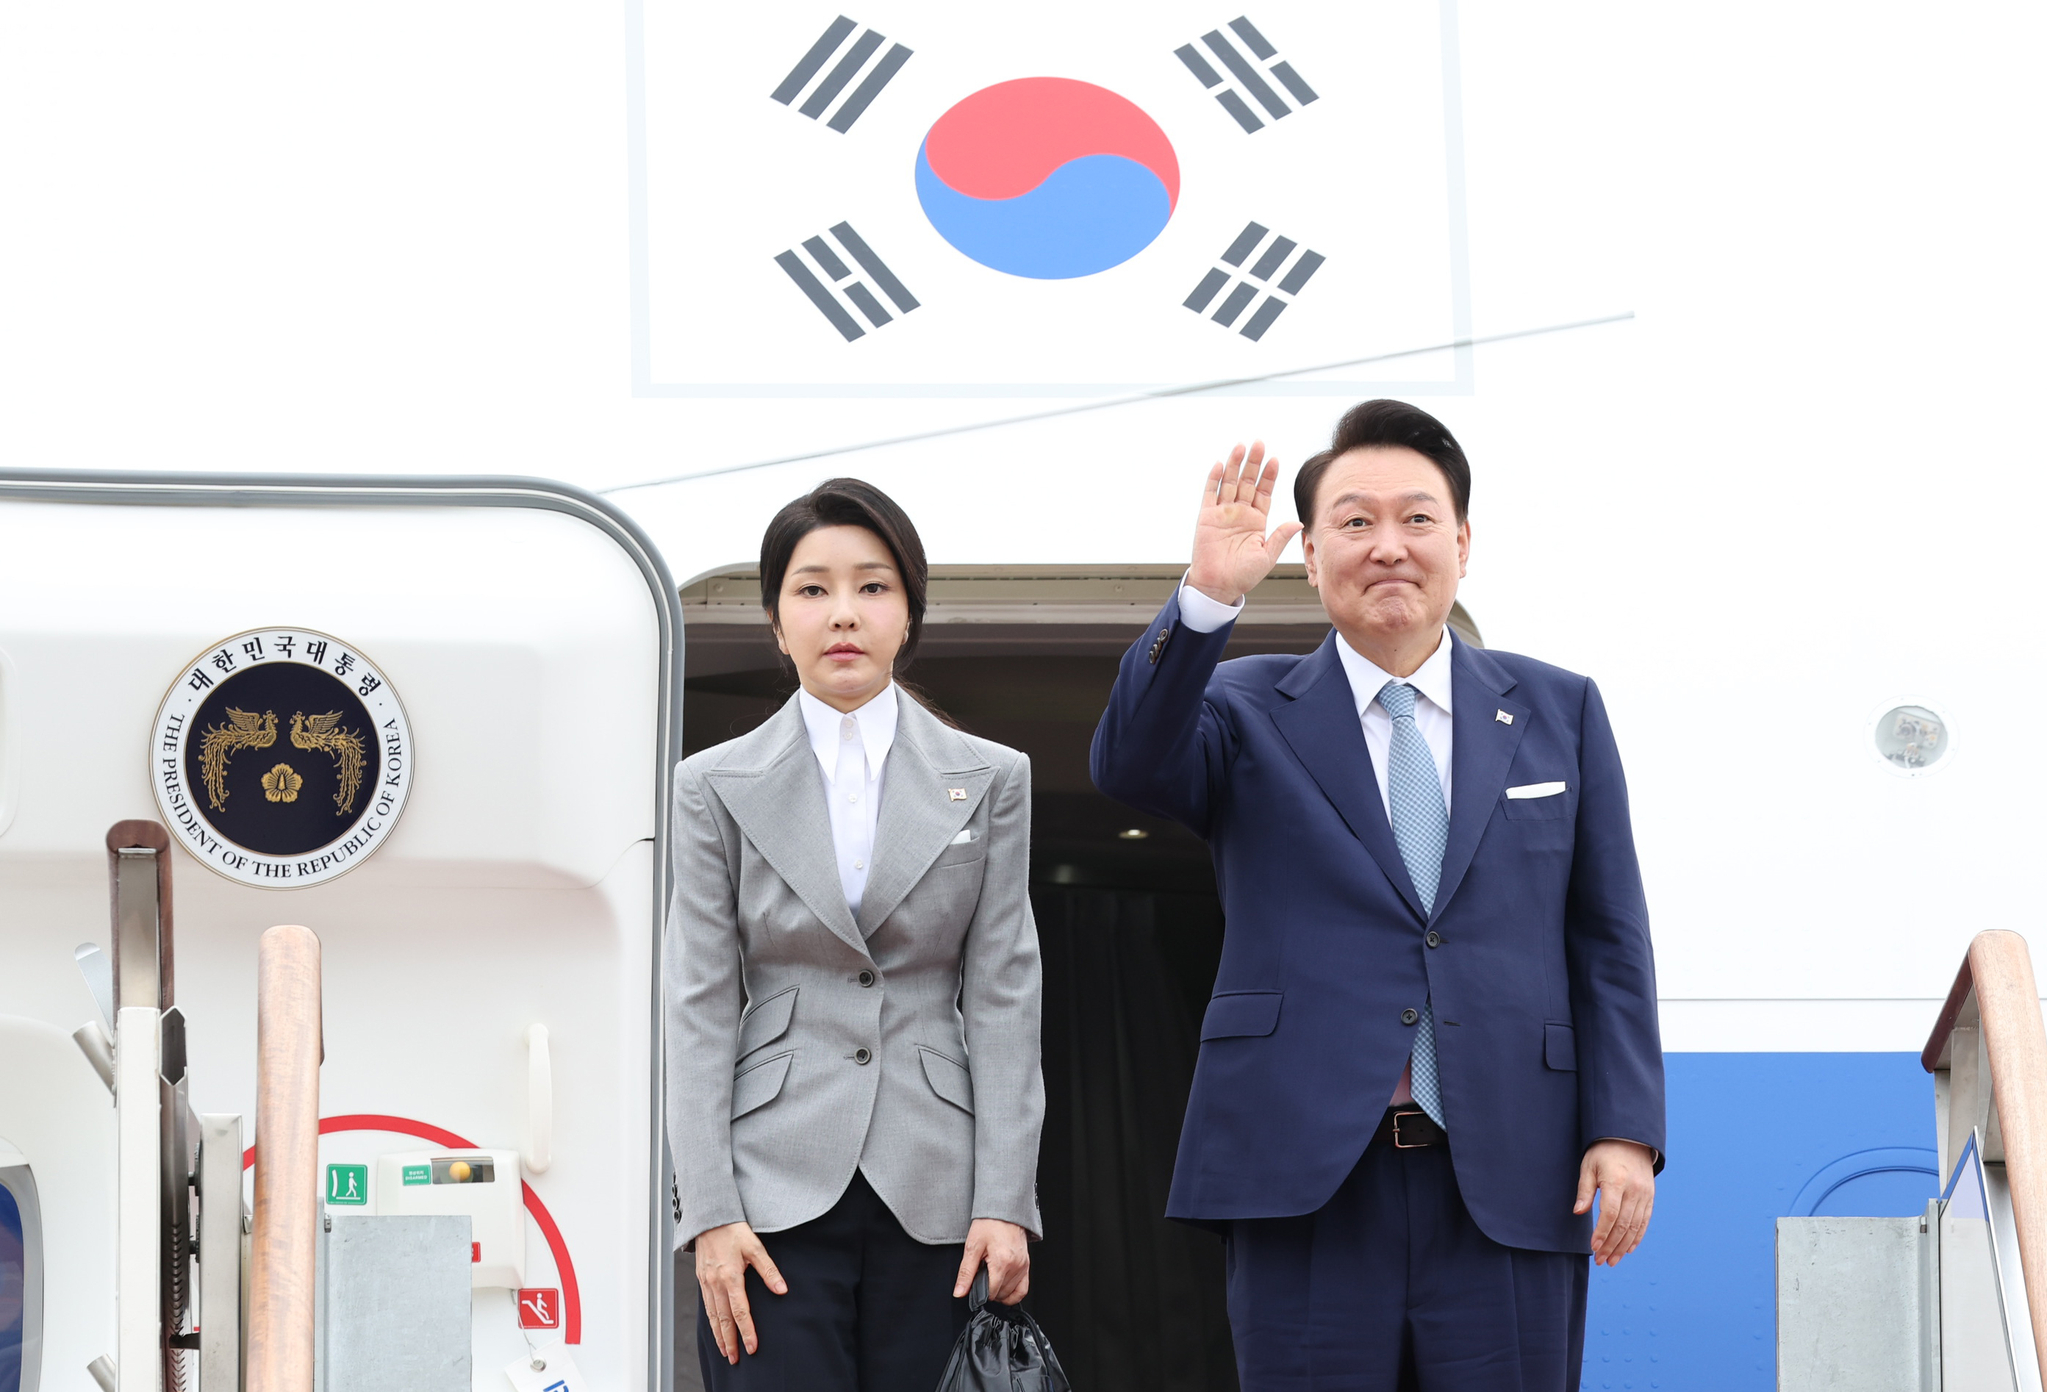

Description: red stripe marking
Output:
[519,1178,582,1348]
[243,1112,583,1343]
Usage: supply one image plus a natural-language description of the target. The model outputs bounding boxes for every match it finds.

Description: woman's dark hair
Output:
[1292,399,1472,527]
[759,478,929,671]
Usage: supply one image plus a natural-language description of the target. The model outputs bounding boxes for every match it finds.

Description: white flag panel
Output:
[639,0,1466,393]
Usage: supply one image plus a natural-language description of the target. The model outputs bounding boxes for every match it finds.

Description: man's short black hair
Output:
[1293,399,1472,527]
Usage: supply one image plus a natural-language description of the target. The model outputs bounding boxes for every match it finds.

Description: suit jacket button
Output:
[1147,629,1169,664]
[1401,1008,1420,1026]
[853,1047,872,1064]
[857,970,876,987]
[1425,931,1442,949]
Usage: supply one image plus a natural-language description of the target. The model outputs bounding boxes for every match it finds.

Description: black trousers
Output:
[697,1171,969,1392]
[1225,1114,1589,1391]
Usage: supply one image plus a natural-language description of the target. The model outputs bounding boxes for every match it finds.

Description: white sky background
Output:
[3,3,2035,551]
[2,3,2045,1015]
[3,1,1599,506]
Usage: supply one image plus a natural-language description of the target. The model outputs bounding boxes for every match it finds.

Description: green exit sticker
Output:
[325,1163,368,1206]
[402,1164,432,1186]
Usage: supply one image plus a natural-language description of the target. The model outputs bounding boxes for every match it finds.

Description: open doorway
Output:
[675,565,1479,1391]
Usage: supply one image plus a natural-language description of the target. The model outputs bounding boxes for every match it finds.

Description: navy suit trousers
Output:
[697,1171,969,1392]
[1226,1119,1588,1391]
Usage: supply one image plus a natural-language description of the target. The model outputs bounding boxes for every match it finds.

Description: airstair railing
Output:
[102,818,197,1392]
[1924,929,2047,1389]
[245,926,323,1392]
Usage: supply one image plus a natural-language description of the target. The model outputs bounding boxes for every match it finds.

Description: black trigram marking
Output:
[775,222,919,342]
[1174,16,1318,133]
[770,15,913,133]
[1183,221,1324,341]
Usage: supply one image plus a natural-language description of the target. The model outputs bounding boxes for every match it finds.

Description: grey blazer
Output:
[664,691,1044,1246]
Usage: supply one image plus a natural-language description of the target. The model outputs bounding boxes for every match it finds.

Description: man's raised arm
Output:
[1089,443,1302,833]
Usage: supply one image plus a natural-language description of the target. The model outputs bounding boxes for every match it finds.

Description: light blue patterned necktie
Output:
[1378,680,1448,1129]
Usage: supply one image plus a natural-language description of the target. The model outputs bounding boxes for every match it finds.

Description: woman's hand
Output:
[954,1218,1031,1305]
[694,1221,787,1362]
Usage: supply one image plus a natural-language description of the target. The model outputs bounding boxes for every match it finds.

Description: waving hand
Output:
[1187,442,1303,607]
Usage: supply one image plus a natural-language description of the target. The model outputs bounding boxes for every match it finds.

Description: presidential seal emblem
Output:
[150,629,413,887]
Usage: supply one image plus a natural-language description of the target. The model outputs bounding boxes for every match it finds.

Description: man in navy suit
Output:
[1091,400,1664,1390]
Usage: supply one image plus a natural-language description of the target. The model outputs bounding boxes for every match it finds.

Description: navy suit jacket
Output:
[1090,594,1665,1253]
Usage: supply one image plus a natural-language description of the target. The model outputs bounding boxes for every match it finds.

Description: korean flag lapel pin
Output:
[1495,710,1514,725]
[947,787,968,802]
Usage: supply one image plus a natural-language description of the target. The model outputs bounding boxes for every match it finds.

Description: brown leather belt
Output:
[1372,1106,1447,1151]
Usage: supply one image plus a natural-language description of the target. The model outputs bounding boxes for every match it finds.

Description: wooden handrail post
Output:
[245,926,322,1392]
[1969,931,2047,1384]
[1925,929,2047,1388]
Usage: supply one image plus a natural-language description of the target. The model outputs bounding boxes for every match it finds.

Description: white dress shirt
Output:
[1176,581,1454,811]
[1332,629,1454,816]
[797,682,899,916]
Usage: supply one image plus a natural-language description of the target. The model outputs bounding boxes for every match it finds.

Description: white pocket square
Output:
[948,829,975,844]
[1505,782,1567,800]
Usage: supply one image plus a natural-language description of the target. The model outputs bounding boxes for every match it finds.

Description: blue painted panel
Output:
[1580,1053,1936,1392]
[1783,1144,1942,1216]
[1813,1168,1939,1218]
[0,1180,21,1392]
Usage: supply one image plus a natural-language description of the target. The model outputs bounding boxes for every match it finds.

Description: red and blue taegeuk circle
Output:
[915,78,1180,280]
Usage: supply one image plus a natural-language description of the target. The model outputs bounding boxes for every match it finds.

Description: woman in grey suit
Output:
[666,478,1044,1390]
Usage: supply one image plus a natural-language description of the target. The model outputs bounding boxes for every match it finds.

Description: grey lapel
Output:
[857,697,995,937]
[705,697,867,957]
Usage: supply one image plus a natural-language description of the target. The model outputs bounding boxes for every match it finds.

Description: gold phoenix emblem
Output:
[197,706,366,814]
[199,708,277,811]
[261,764,303,803]
[291,711,366,815]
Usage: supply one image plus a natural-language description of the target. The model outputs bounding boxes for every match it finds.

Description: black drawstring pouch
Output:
[933,1268,1073,1392]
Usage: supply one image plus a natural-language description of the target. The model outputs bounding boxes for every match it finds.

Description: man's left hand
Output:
[1574,1140,1656,1266]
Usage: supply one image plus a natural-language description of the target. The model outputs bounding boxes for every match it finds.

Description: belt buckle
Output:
[1392,1110,1432,1149]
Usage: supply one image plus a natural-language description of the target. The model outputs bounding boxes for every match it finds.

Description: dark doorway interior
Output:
[677,616,1328,1391]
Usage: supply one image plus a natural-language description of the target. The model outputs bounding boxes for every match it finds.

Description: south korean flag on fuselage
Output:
[640,1,1463,394]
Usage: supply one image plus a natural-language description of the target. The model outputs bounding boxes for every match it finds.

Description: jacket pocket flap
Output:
[737,985,798,1059]
[1200,991,1283,1041]
[918,1047,975,1114]
[1502,792,1572,821]
[931,839,987,870]
[731,1051,793,1119]
[1543,1021,1577,1071]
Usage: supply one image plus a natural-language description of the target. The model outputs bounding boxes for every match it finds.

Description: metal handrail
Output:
[1923,929,2047,1387]
[244,927,323,1392]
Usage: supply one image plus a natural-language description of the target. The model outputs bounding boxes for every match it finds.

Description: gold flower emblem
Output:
[261,763,303,803]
